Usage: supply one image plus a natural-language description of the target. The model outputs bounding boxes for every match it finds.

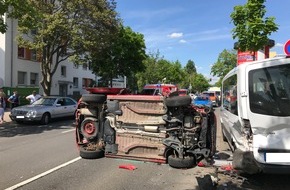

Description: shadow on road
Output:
[0,117,75,137]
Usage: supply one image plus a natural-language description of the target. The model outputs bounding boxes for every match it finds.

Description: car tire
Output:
[79,146,104,159]
[81,94,106,104]
[80,117,98,140]
[165,95,191,107]
[168,155,195,168]
[40,113,50,125]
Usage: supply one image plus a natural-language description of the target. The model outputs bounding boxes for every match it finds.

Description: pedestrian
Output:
[26,90,42,104]
[8,90,20,109]
[0,88,6,121]
[0,92,5,124]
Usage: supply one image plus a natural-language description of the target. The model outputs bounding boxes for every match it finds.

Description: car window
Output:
[35,98,56,106]
[65,98,76,106]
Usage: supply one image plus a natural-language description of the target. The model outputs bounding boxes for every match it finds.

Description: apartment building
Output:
[0,17,95,97]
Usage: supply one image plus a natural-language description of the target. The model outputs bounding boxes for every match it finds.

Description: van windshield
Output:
[249,63,290,116]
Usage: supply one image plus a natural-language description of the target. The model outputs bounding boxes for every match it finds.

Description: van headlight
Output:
[26,110,37,118]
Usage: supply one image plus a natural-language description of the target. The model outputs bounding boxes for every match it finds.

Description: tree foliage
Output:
[14,0,120,95]
[135,53,209,92]
[211,49,237,86]
[90,26,147,87]
[230,0,278,52]
[135,53,185,91]
[184,60,197,74]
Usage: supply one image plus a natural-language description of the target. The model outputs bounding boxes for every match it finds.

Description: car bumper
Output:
[9,115,42,122]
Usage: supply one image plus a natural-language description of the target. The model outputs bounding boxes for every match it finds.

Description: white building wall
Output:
[0,16,95,97]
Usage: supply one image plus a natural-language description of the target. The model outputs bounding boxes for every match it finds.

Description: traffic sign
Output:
[283,39,290,55]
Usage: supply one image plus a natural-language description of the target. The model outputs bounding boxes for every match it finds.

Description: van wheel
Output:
[79,146,104,159]
[165,96,191,107]
[168,155,195,168]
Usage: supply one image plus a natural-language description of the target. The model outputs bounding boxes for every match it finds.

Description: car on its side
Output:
[9,96,77,125]
[192,95,213,110]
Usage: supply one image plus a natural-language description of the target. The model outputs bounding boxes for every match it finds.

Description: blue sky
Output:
[115,0,290,83]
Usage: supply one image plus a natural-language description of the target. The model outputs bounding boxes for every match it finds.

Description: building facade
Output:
[0,16,95,97]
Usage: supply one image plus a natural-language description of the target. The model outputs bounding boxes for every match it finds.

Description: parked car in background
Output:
[178,89,188,96]
[140,84,178,96]
[192,95,213,110]
[202,91,219,107]
[9,96,77,125]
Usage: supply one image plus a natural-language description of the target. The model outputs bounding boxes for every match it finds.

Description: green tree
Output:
[230,0,278,53]
[90,26,147,88]
[15,0,120,95]
[211,49,237,86]
[184,60,197,74]
[192,73,210,93]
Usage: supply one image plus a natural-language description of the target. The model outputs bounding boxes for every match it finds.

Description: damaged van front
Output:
[220,55,290,174]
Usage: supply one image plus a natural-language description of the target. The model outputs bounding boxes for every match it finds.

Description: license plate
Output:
[265,153,290,162]
[16,116,25,119]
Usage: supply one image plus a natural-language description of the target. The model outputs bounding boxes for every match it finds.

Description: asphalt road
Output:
[1,109,290,190]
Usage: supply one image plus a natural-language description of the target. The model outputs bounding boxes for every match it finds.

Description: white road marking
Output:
[5,157,82,190]
[61,129,75,133]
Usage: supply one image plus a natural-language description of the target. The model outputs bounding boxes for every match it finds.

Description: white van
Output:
[220,55,290,174]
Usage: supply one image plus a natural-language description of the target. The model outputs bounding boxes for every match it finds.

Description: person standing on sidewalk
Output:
[0,92,5,124]
[8,90,20,109]
[0,88,6,122]
[26,90,41,104]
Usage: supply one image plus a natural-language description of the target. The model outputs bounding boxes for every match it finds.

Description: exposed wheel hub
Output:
[84,123,96,135]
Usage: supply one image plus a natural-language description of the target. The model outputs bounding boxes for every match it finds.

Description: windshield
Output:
[140,88,159,95]
[33,98,57,106]
[249,63,290,116]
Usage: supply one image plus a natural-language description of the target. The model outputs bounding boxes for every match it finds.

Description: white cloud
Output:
[168,32,183,38]
[179,39,186,43]
[275,43,284,47]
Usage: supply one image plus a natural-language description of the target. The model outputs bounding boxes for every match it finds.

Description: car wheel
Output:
[40,113,50,125]
[168,155,195,168]
[81,94,106,104]
[80,117,98,140]
[165,95,191,107]
[79,145,104,159]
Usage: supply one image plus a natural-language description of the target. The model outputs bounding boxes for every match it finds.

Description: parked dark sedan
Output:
[9,96,77,125]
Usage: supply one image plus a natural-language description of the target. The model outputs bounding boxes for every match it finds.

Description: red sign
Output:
[284,40,290,55]
[237,50,257,65]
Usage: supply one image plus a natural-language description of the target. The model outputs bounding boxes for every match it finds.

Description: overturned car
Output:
[75,88,216,168]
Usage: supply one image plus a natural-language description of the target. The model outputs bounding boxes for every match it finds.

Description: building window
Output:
[73,77,78,88]
[82,63,88,70]
[31,49,37,61]
[82,78,92,88]
[18,47,25,58]
[18,71,27,85]
[30,73,38,86]
[61,66,66,77]
[73,63,79,69]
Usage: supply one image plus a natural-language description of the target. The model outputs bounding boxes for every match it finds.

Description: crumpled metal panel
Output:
[112,132,166,162]
[117,100,167,125]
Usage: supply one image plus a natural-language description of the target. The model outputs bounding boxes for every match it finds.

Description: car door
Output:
[62,98,77,117]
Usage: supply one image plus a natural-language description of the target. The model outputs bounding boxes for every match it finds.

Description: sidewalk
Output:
[1,110,12,126]
[3,110,12,122]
